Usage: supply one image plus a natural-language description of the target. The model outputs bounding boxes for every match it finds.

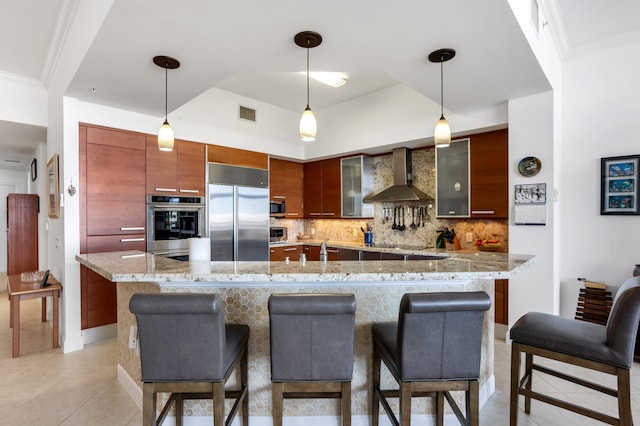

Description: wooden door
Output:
[304,161,323,217]
[7,194,38,275]
[470,129,508,218]
[269,158,287,201]
[177,140,206,195]
[285,161,304,218]
[146,135,178,194]
[321,158,341,217]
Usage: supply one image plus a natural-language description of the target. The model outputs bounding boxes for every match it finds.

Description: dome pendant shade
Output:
[153,55,180,151]
[428,48,455,149]
[158,120,175,151]
[295,31,322,142]
[434,116,451,148]
[300,106,317,142]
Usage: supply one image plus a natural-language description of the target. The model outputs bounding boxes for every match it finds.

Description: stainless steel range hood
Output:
[363,147,434,203]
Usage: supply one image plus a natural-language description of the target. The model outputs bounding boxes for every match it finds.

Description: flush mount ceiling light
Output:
[153,55,180,151]
[428,48,456,148]
[299,71,348,88]
[295,31,322,142]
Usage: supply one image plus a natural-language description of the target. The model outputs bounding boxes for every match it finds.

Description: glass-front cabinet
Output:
[435,138,470,217]
[341,155,374,218]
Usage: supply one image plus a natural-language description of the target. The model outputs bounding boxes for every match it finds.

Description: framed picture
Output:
[31,158,37,181]
[46,154,60,218]
[601,155,640,215]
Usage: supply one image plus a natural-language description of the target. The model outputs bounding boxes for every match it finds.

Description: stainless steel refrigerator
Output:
[208,163,269,261]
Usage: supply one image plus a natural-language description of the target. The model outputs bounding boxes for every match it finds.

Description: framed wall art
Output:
[46,154,60,218]
[601,154,639,215]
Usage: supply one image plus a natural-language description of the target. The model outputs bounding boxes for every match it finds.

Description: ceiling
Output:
[1,0,639,170]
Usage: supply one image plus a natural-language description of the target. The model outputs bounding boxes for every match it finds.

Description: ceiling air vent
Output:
[239,105,256,122]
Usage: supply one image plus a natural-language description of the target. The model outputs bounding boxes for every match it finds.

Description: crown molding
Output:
[41,0,80,89]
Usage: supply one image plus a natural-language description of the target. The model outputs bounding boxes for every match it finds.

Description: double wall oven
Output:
[146,195,205,259]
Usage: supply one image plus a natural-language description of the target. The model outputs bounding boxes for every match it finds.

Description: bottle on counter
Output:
[320,240,328,262]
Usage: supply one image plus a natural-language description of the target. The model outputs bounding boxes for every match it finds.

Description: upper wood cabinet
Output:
[269,158,304,218]
[208,144,268,169]
[83,125,146,236]
[303,158,341,218]
[146,138,205,195]
[469,129,508,219]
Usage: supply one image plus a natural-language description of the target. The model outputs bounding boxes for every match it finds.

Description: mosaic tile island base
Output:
[76,247,535,424]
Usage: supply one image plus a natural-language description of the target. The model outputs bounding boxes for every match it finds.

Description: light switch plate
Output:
[129,325,138,349]
[466,232,474,243]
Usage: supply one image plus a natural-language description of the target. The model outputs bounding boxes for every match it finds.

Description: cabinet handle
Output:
[120,227,145,231]
[322,212,335,216]
[309,213,322,216]
[155,188,177,192]
[179,189,199,193]
[326,249,338,253]
[284,248,297,252]
[272,195,286,199]
[448,211,456,215]
[270,249,275,253]
[286,213,299,216]
[120,238,145,242]
[471,210,495,215]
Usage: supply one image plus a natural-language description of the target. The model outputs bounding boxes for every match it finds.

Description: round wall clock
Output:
[518,156,541,177]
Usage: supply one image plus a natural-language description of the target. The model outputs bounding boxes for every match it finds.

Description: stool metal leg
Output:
[213,382,224,426]
[469,380,479,426]
[241,349,249,426]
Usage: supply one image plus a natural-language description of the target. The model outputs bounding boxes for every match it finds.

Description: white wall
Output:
[558,39,640,315]
[508,92,556,326]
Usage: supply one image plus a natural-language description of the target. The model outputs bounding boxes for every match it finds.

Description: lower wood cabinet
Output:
[270,245,302,261]
[80,265,117,329]
[495,279,509,325]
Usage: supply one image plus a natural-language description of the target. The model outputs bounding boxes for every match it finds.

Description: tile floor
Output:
[0,286,639,425]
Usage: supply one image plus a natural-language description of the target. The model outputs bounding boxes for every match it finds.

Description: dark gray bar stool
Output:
[372,291,491,426]
[129,293,249,426]
[510,276,640,426]
[268,293,356,426]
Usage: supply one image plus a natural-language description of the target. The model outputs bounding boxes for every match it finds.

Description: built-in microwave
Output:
[270,200,286,217]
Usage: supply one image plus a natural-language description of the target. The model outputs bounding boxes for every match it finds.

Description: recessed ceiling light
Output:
[299,72,348,88]
[90,87,97,93]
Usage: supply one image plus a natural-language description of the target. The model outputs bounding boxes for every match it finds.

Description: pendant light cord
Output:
[164,65,169,123]
[440,60,444,118]
[306,41,310,108]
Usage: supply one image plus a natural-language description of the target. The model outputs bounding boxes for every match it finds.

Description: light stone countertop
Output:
[75,249,536,286]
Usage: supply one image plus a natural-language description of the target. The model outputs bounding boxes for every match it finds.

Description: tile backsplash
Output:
[270,148,508,250]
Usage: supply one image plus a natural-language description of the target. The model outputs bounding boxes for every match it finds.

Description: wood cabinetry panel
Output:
[495,279,508,325]
[269,158,287,200]
[470,129,508,218]
[270,158,304,217]
[87,234,146,252]
[146,136,178,193]
[177,140,206,194]
[208,144,268,169]
[304,161,323,217]
[303,158,341,218]
[270,245,301,261]
[86,142,146,235]
[81,265,117,329]
[7,194,38,275]
[85,124,146,150]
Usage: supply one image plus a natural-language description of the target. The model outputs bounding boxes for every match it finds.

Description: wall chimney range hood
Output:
[363,148,434,203]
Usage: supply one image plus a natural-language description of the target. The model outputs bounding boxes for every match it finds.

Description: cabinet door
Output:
[270,246,284,261]
[303,245,321,261]
[81,265,117,330]
[282,245,301,261]
[360,250,381,261]
[86,139,146,236]
[285,161,304,218]
[470,130,508,218]
[87,234,146,252]
[495,279,509,325]
[177,140,206,195]
[336,248,360,260]
[146,135,178,194]
[304,161,323,217]
[269,158,287,201]
[321,158,342,217]
[436,139,470,217]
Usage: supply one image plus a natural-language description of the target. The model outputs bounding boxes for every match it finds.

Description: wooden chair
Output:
[268,293,356,426]
[372,291,491,425]
[510,276,640,425]
[129,293,249,426]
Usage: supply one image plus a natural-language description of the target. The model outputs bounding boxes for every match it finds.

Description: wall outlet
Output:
[129,325,138,349]
[466,232,474,243]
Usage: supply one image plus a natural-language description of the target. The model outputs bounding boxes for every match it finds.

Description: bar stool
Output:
[372,291,491,426]
[268,293,356,426]
[129,293,249,426]
[510,276,640,426]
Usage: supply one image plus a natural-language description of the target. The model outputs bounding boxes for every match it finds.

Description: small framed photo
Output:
[601,155,640,215]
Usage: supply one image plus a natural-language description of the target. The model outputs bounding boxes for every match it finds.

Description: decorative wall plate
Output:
[518,156,541,177]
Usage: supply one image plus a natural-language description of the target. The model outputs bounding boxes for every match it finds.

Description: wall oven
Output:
[146,195,205,256]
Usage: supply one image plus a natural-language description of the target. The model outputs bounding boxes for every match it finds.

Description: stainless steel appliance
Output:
[146,195,205,256]
[270,200,286,217]
[209,163,269,261]
[270,227,287,242]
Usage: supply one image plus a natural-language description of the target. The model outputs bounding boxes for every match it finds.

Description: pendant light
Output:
[428,48,456,148]
[153,55,180,151]
[295,31,322,142]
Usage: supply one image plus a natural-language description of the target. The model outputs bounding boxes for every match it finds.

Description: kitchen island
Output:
[76,249,535,424]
